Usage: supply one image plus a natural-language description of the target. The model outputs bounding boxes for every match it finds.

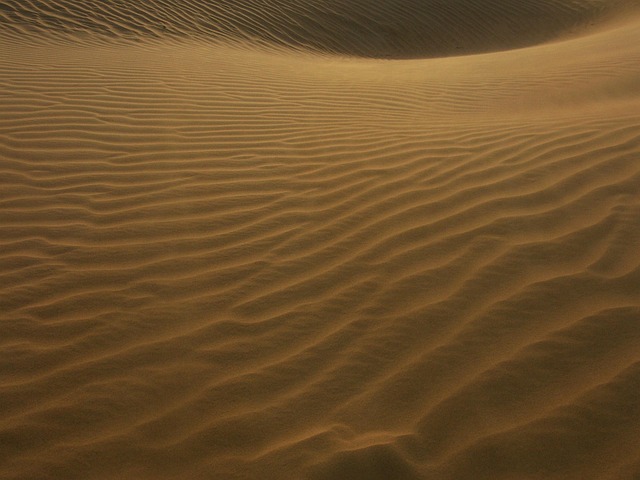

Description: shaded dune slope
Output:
[1,0,638,57]
[1,1,640,480]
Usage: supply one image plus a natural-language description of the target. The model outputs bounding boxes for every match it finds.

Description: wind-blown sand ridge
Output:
[1,0,640,479]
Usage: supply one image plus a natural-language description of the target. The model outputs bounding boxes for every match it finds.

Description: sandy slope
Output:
[1,1,640,479]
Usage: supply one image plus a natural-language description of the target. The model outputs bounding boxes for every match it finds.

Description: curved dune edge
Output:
[1,1,640,480]
[0,0,639,57]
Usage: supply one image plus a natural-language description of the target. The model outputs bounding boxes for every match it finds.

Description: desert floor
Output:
[1,1,640,479]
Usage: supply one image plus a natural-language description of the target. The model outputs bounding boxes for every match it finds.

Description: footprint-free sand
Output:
[1,1,640,479]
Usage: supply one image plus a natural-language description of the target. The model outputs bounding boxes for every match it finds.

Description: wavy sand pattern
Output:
[1,1,640,479]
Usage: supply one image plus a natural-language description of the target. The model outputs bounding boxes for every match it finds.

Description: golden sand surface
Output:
[1,1,640,479]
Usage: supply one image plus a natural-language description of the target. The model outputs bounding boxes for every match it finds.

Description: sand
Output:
[1,1,640,479]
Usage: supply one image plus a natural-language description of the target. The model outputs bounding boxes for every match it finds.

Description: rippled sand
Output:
[1,1,640,479]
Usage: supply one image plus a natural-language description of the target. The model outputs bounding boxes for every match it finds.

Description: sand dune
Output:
[1,0,640,479]
[1,0,639,56]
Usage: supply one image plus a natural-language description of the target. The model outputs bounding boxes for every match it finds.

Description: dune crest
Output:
[1,0,639,57]
[1,0,640,479]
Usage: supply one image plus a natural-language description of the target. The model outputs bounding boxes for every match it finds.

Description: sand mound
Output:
[1,0,638,57]
[1,0,640,479]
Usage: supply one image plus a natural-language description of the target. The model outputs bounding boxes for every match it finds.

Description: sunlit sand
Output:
[1,1,640,479]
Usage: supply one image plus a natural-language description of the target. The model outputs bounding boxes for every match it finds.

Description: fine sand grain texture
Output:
[1,1,640,479]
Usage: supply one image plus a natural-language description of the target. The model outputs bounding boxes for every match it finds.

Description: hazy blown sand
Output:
[1,1,640,479]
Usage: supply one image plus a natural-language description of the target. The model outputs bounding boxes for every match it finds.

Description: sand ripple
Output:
[0,0,638,56]
[1,1,640,479]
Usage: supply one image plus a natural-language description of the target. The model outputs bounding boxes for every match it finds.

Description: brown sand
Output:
[1,1,640,479]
